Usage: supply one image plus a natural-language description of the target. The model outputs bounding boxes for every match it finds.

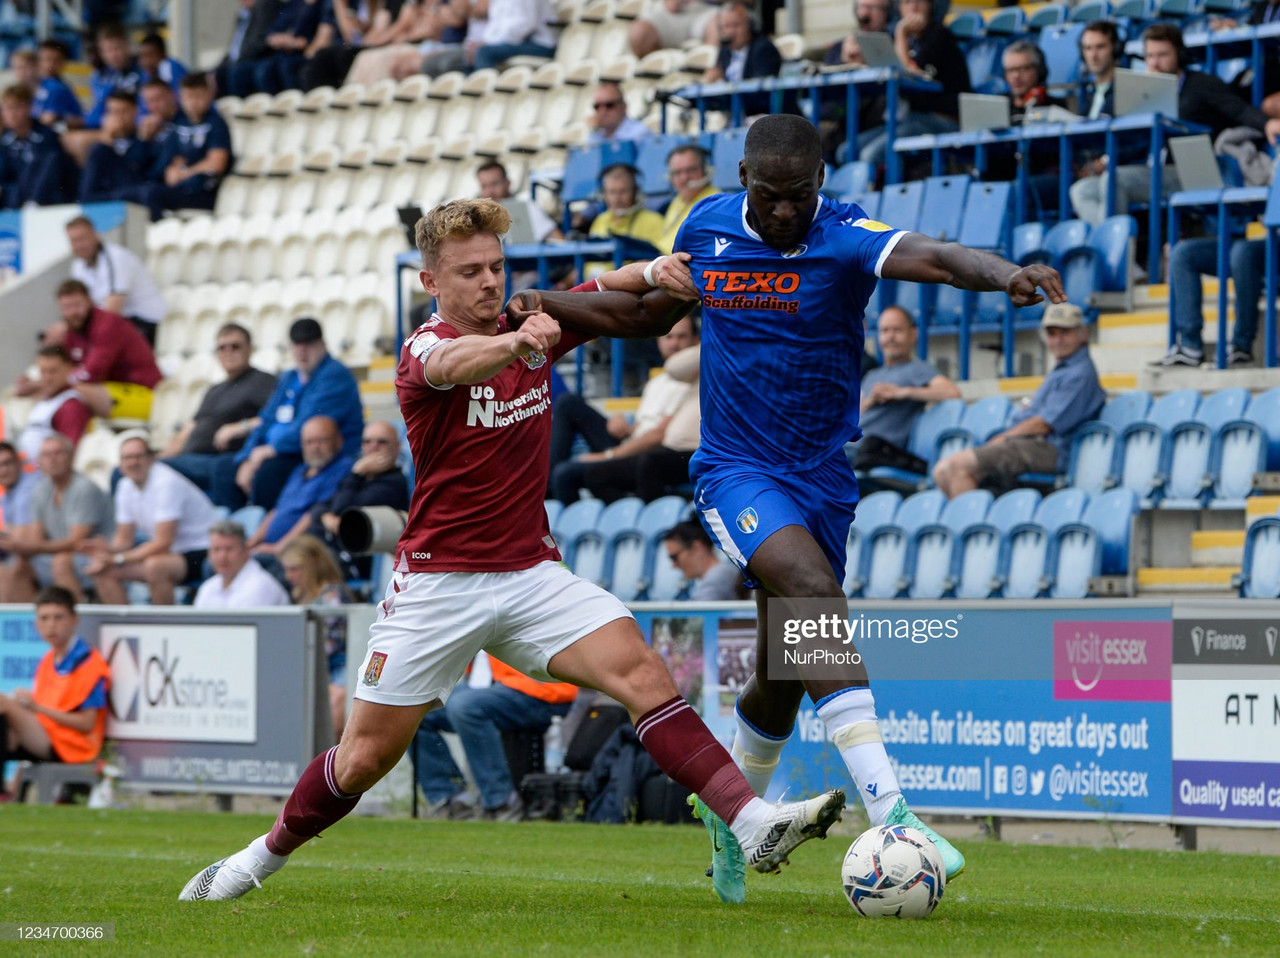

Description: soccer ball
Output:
[841,823,946,918]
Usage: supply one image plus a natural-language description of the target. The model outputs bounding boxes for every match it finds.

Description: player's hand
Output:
[649,253,698,301]
[508,311,561,358]
[504,290,544,330]
[1006,264,1065,308]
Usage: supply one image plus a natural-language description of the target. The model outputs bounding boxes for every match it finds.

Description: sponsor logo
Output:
[1267,627,1277,658]
[701,270,800,294]
[411,551,431,560]
[865,782,878,798]
[713,236,732,256]
[781,244,808,258]
[106,636,141,722]
[736,507,759,534]
[849,217,893,232]
[1052,621,1171,702]
[1190,626,1204,657]
[466,382,552,428]
[363,651,388,687]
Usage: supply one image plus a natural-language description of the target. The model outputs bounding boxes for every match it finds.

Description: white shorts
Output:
[352,560,633,707]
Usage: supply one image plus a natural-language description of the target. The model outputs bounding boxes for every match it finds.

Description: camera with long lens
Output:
[337,506,408,556]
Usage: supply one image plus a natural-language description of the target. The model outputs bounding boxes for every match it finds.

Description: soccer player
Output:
[507,114,1065,902]
[178,199,845,903]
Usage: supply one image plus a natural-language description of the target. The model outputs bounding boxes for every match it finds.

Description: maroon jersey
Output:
[64,307,163,389]
[393,292,595,573]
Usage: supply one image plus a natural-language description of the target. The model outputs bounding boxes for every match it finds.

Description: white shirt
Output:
[194,558,291,608]
[71,241,167,324]
[115,461,221,554]
[587,116,652,145]
[634,371,690,436]
[482,0,557,47]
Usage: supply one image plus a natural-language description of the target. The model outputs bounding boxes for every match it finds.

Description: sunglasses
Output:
[216,342,247,352]
[593,100,622,110]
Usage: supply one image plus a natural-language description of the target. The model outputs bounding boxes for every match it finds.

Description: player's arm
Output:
[594,253,699,299]
[423,314,561,387]
[505,284,693,342]
[880,233,1066,307]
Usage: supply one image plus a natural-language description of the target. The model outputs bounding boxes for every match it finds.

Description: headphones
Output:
[1078,20,1123,66]
[1004,39,1048,88]
[1140,24,1188,71]
[666,144,713,191]
[598,162,645,209]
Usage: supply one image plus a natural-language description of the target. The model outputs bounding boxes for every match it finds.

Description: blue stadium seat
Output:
[934,395,1012,461]
[1214,57,1250,86]
[965,38,1007,90]
[1210,387,1280,508]
[711,128,749,192]
[561,146,607,204]
[229,505,266,538]
[906,489,993,599]
[1160,387,1250,508]
[825,161,874,199]
[1000,488,1089,598]
[1059,215,1136,312]
[956,181,1013,250]
[1115,388,1201,504]
[1156,0,1204,17]
[1070,0,1112,20]
[985,7,1027,35]
[1020,218,1091,269]
[640,495,695,600]
[573,496,645,589]
[1040,23,1086,85]
[544,499,565,533]
[1046,488,1139,598]
[849,190,881,220]
[952,488,1041,598]
[949,10,985,38]
[552,498,605,569]
[866,398,965,490]
[634,133,686,195]
[1012,222,1046,264]
[1063,391,1152,494]
[1029,4,1069,30]
[878,180,926,232]
[1113,0,1151,16]
[1238,517,1280,598]
[918,175,971,242]
[844,490,902,596]
[863,489,946,598]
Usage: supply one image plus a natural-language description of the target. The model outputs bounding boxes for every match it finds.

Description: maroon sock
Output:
[266,746,362,856]
[634,696,756,825]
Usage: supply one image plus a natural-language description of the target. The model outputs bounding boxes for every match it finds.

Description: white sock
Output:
[725,796,773,842]
[249,834,290,873]
[816,688,901,826]
[730,705,790,797]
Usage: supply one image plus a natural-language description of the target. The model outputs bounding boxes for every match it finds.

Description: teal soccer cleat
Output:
[690,795,746,904]
[886,796,965,879]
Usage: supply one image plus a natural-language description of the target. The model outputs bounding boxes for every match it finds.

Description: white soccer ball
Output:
[841,823,946,918]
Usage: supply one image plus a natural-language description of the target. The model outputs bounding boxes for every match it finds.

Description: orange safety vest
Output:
[33,639,111,763]
[489,657,577,705]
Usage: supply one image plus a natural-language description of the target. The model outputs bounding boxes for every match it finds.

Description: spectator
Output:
[81,436,221,606]
[279,534,353,742]
[1153,236,1266,368]
[1070,23,1280,226]
[77,93,157,208]
[345,0,460,86]
[0,85,78,209]
[0,435,115,604]
[657,144,718,254]
[704,1,782,117]
[0,441,36,534]
[61,24,145,166]
[238,0,328,95]
[629,0,720,58]
[218,0,286,97]
[663,520,744,600]
[414,655,576,820]
[307,420,409,577]
[247,415,354,556]
[138,79,182,148]
[476,160,562,242]
[34,40,85,131]
[138,33,188,94]
[12,346,93,462]
[552,322,700,503]
[9,49,39,98]
[162,323,278,508]
[846,306,960,473]
[933,304,1105,497]
[420,0,489,77]
[819,0,891,160]
[1074,20,1121,120]
[586,81,651,145]
[825,0,891,67]
[472,0,557,70]
[0,587,111,795]
[124,72,233,220]
[193,519,291,608]
[856,0,969,168]
[1002,41,1062,122]
[234,317,364,509]
[584,163,665,277]
[64,216,167,346]
[47,279,163,421]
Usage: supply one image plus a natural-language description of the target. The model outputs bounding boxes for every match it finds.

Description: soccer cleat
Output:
[885,796,965,879]
[738,788,845,875]
[178,844,282,901]
[689,795,746,904]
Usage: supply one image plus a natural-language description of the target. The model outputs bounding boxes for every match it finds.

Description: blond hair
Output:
[278,534,346,604]
[414,198,512,267]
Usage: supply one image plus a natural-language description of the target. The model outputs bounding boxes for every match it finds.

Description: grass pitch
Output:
[2,806,1278,957]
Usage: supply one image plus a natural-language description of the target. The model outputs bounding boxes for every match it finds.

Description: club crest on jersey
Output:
[781,244,808,258]
[522,350,547,370]
[363,651,388,687]
[736,507,759,534]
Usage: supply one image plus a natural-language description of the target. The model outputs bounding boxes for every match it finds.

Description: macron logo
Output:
[713,237,732,256]
[865,783,878,798]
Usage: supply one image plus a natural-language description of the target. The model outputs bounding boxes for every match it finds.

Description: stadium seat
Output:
[949,10,985,37]
[712,128,749,192]
[1211,386,1280,508]
[865,397,964,491]
[824,161,874,200]
[843,490,901,597]
[906,489,993,599]
[984,7,1026,35]
[918,175,970,243]
[1160,387,1250,508]
[964,38,1007,91]
[1071,0,1112,20]
[849,190,881,220]
[1063,390,1152,494]
[634,133,685,195]
[229,505,267,538]
[570,496,644,588]
[862,489,946,599]
[1115,388,1201,505]
[934,395,1012,461]
[952,488,1041,599]
[1059,215,1136,312]
[1028,3,1068,30]
[1020,219,1091,269]
[640,495,695,601]
[1000,488,1089,599]
[544,499,564,532]
[1046,488,1139,598]
[1113,0,1151,16]
[1012,222,1046,264]
[551,498,606,569]
[877,180,925,233]
[1039,23,1086,86]
[1238,517,1280,598]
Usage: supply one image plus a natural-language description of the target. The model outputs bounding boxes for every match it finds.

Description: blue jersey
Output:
[675,192,904,472]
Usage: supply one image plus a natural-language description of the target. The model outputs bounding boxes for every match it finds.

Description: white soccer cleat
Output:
[739,788,846,874]
[178,843,283,901]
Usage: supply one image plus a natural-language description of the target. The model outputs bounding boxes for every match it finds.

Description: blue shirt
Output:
[143,57,187,92]
[33,77,83,122]
[236,353,365,463]
[53,636,108,710]
[0,121,70,209]
[675,192,903,472]
[1,470,36,529]
[264,455,354,543]
[160,107,233,173]
[86,61,146,129]
[860,358,943,449]
[1013,346,1105,466]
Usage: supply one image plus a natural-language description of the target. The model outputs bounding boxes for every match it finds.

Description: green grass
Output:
[2,806,1279,957]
